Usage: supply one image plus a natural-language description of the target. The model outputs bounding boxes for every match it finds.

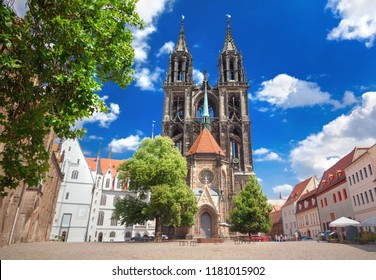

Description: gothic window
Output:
[196,96,216,119]
[105,178,110,189]
[229,126,242,161]
[110,231,116,238]
[100,194,107,206]
[227,93,241,120]
[172,95,184,121]
[229,57,235,80]
[97,211,104,226]
[222,58,227,81]
[171,125,183,154]
[116,180,121,190]
[71,170,79,180]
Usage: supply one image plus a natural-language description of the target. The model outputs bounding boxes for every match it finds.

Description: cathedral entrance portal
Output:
[200,212,212,238]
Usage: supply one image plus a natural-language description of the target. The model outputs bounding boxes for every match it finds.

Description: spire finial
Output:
[226,14,231,26]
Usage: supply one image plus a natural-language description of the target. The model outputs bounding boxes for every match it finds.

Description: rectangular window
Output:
[357,194,360,206]
[320,199,324,208]
[352,174,356,184]
[360,193,365,204]
[364,167,368,178]
[343,189,348,200]
[360,169,363,180]
[338,191,342,201]
[356,172,359,182]
[333,193,337,203]
[65,192,70,200]
[365,191,369,204]
[369,164,373,175]
[353,196,357,206]
[348,176,352,185]
[369,190,374,202]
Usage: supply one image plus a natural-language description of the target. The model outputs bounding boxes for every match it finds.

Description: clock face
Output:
[199,170,214,184]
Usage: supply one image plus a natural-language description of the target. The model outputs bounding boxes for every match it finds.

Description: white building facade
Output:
[50,139,95,242]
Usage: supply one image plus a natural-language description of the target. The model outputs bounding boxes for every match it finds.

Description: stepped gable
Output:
[186,128,225,156]
[283,177,314,207]
[316,148,356,195]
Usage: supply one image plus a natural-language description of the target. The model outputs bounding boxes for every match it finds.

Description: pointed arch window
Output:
[229,57,235,80]
[105,178,110,189]
[97,211,104,226]
[71,170,79,180]
[197,97,216,119]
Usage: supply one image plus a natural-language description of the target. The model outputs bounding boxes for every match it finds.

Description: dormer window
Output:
[328,174,333,184]
[336,170,342,179]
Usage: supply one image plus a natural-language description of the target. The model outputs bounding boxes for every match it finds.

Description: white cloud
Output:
[132,0,176,91]
[256,74,357,110]
[109,135,142,153]
[326,0,376,47]
[76,103,120,128]
[254,148,283,162]
[290,91,376,180]
[134,67,163,91]
[272,184,293,195]
[87,135,104,141]
[193,69,204,84]
[256,74,333,109]
[136,0,174,25]
[157,41,175,57]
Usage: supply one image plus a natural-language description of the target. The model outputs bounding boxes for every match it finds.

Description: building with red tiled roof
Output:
[186,128,225,156]
[296,188,320,239]
[316,148,366,232]
[281,176,318,237]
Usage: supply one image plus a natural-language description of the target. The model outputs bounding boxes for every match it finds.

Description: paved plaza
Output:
[1,240,376,260]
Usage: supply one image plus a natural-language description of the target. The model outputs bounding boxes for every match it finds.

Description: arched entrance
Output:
[200,212,213,238]
[98,232,103,242]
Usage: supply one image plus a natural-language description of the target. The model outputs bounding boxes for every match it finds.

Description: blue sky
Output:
[15,0,376,198]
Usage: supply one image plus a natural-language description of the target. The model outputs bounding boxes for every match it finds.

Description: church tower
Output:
[162,18,254,238]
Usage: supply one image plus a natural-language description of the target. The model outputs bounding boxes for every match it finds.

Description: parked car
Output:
[301,236,314,241]
[130,236,148,242]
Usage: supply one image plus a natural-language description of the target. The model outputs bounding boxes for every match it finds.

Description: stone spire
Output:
[222,16,237,52]
[175,15,189,52]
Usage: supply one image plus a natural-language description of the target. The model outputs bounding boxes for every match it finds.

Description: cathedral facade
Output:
[162,19,254,238]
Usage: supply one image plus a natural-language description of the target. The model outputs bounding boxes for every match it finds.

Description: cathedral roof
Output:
[186,128,225,156]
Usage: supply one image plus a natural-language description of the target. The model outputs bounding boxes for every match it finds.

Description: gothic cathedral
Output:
[162,18,254,238]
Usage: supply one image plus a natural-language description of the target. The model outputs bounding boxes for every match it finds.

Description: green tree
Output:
[113,136,198,242]
[0,0,143,196]
[229,175,272,236]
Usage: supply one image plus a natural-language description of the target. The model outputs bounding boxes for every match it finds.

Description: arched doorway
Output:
[98,232,103,242]
[200,212,212,238]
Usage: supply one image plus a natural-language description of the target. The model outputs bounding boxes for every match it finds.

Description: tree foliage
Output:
[113,136,198,241]
[229,175,272,236]
[0,0,143,195]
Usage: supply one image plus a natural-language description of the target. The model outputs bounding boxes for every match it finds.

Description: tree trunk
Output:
[155,216,162,243]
